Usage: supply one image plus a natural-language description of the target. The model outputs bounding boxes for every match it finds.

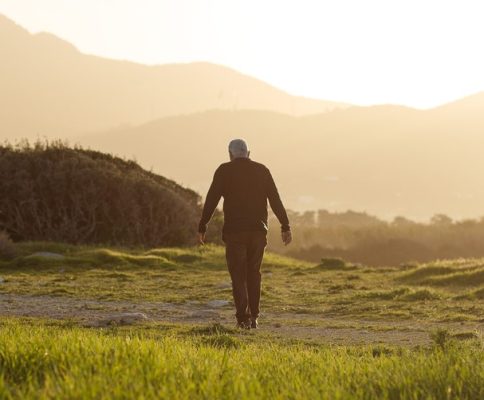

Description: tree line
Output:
[265,210,484,266]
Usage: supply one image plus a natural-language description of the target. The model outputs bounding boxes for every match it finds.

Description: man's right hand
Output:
[197,232,206,245]
[281,230,292,246]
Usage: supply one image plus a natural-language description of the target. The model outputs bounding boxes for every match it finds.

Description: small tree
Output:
[431,214,453,226]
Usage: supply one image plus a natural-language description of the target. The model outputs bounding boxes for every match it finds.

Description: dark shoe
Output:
[236,320,251,330]
[250,319,258,329]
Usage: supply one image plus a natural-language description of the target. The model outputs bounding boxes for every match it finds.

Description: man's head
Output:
[228,139,250,160]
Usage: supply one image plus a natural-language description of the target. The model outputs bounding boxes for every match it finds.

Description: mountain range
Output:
[78,100,484,220]
[2,13,484,220]
[0,14,347,139]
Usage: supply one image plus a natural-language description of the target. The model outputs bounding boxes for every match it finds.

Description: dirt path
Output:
[1,293,481,345]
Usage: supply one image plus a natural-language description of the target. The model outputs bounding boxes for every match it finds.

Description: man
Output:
[198,139,292,329]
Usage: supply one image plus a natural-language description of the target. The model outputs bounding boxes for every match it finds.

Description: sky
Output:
[1,0,484,108]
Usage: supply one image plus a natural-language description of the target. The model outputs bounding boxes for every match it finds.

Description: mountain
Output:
[0,14,349,139]
[78,97,484,220]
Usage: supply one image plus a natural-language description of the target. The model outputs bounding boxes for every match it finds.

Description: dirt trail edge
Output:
[1,293,482,345]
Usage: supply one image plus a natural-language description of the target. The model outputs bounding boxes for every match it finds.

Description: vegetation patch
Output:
[452,331,480,341]
[190,323,237,336]
[1,242,483,332]
[399,265,461,283]
[356,287,442,302]
[0,230,16,260]
[470,287,484,299]
[314,257,359,271]
[328,283,356,293]
[425,269,484,287]
[0,318,482,399]
[398,288,442,301]
[398,260,484,286]
[202,334,241,349]
[0,141,200,247]
[358,288,410,300]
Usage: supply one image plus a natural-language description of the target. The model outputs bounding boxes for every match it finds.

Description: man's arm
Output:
[266,169,291,233]
[198,167,224,238]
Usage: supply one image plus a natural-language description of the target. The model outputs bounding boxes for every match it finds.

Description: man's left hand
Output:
[282,230,292,246]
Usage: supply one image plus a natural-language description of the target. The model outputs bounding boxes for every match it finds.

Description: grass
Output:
[0,318,482,399]
[0,243,483,398]
[398,259,484,287]
[0,242,483,325]
[358,287,442,301]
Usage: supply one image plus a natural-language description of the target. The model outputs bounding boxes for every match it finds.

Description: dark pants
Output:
[222,231,267,323]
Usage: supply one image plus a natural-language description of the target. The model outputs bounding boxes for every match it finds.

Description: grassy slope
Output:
[0,242,483,324]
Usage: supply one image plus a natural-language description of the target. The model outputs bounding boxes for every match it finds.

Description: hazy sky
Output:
[1,0,483,108]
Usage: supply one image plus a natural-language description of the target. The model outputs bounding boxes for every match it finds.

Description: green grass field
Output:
[0,319,482,399]
[0,242,483,398]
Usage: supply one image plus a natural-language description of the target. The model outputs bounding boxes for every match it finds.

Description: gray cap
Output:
[228,139,249,158]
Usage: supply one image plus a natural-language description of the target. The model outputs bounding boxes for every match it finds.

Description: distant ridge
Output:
[0,14,349,139]
[78,99,484,220]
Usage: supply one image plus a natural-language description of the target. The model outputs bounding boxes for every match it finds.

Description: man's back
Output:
[197,139,291,329]
[198,158,290,234]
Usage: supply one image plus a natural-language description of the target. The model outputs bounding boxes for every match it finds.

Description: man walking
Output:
[198,139,292,329]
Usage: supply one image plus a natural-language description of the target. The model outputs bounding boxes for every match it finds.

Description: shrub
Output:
[0,230,16,260]
[430,328,452,350]
[319,257,346,269]
[0,141,201,247]
[399,288,442,301]
[190,323,236,336]
[472,287,484,299]
[202,334,241,349]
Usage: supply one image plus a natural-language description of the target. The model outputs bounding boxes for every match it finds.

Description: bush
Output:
[399,288,442,301]
[0,230,16,260]
[0,141,201,247]
[319,257,346,269]
[430,328,452,350]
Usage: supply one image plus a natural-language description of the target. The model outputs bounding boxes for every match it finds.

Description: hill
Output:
[78,98,484,220]
[0,14,348,139]
[0,142,200,246]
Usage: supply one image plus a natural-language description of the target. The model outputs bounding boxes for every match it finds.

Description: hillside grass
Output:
[0,242,483,325]
[0,318,482,400]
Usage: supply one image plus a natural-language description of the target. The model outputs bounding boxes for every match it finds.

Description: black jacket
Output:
[198,158,290,234]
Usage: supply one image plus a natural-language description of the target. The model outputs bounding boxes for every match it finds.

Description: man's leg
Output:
[224,232,251,324]
[246,231,267,322]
